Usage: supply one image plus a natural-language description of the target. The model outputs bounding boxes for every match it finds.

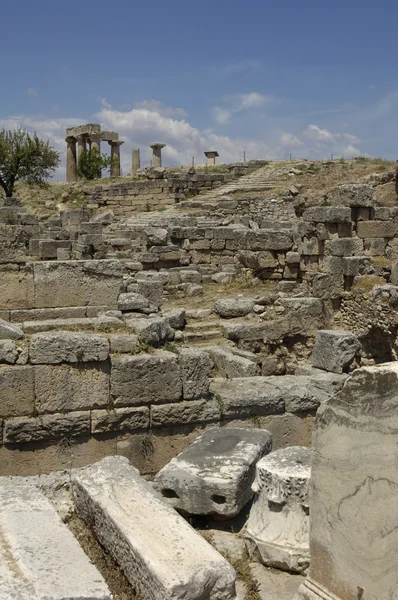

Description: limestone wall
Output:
[0,334,315,476]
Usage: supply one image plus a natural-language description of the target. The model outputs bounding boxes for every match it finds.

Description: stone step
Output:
[183,329,224,342]
[22,315,123,334]
[73,456,236,600]
[184,320,222,331]
[0,481,111,600]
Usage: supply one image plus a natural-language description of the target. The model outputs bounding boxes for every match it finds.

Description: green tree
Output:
[77,148,113,180]
[0,128,60,198]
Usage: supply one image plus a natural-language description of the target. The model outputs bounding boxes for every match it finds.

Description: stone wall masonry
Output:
[84,172,233,217]
[0,334,326,476]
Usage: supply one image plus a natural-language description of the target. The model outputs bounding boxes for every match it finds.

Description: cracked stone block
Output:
[245,446,311,573]
[0,481,111,599]
[0,319,23,340]
[73,456,236,600]
[30,331,109,364]
[311,330,361,374]
[294,363,398,600]
[214,298,256,318]
[153,427,272,518]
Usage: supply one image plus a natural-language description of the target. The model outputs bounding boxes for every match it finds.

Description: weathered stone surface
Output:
[0,319,23,340]
[209,347,260,378]
[34,363,109,413]
[0,340,18,364]
[30,331,109,364]
[302,206,351,223]
[295,363,398,600]
[245,230,293,251]
[294,365,348,394]
[0,265,34,310]
[151,399,220,427]
[109,333,139,353]
[33,260,123,309]
[118,292,158,314]
[92,407,149,433]
[341,256,371,276]
[23,316,122,334]
[211,377,285,418]
[324,237,364,257]
[0,365,35,418]
[311,273,343,300]
[154,427,272,518]
[245,446,311,573]
[338,183,373,207]
[214,298,255,318]
[311,330,361,374]
[125,316,175,345]
[357,220,395,238]
[0,481,111,599]
[178,347,212,400]
[73,456,236,600]
[4,411,90,443]
[163,308,186,329]
[266,375,328,413]
[111,351,182,406]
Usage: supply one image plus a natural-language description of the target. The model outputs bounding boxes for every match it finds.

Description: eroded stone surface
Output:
[311,330,361,374]
[295,363,398,600]
[30,331,109,364]
[245,446,311,573]
[153,427,272,518]
[73,456,236,600]
[0,480,111,599]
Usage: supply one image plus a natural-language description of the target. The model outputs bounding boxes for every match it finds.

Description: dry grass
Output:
[353,275,387,291]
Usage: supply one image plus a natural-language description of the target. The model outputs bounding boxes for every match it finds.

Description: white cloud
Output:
[27,88,38,97]
[133,100,187,119]
[212,107,232,124]
[279,133,303,147]
[238,92,266,109]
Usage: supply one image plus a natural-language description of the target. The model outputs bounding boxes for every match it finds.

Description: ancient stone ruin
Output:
[0,156,397,598]
[65,123,123,181]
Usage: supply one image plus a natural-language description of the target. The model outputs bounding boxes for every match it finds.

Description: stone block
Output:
[324,237,363,257]
[246,446,311,573]
[245,230,293,251]
[163,308,186,329]
[341,256,371,276]
[356,221,395,238]
[118,292,158,314]
[109,333,139,353]
[151,399,220,427]
[0,340,18,364]
[33,260,123,309]
[266,375,328,413]
[91,407,149,433]
[312,273,343,300]
[338,183,373,206]
[210,377,285,418]
[137,280,163,308]
[0,481,111,599]
[0,319,23,340]
[295,363,398,600]
[111,351,182,406]
[178,347,212,400]
[214,298,255,318]
[125,316,174,345]
[302,206,351,223]
[4,411,91,443]
[30,332,109,364]
[35,363,109,413]
[73,456,236,600]
[0,366,34,421]
[0,265,34,309]
[154,427,272,518]
[311,330,361,374]
[209,347,260,378]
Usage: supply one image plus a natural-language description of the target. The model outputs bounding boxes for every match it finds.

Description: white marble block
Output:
[245,446,311,573]
[153,427,272,518]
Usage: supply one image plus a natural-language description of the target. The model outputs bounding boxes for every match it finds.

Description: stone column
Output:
[77,136,87,160]
[109,141,124,178]
[65,136,77,182]
[90,134,102,178]
[150,143,166,168]
[294,363,398,600]
[132,148,140,175]
[245,446,311,574]
[204,151,219,166]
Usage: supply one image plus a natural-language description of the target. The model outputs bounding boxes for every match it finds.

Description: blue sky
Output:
[1,0,398,178]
